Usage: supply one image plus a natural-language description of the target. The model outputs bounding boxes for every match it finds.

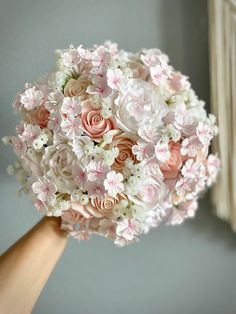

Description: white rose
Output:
[129,176,167,210]
[115,78,167,132]
[42,142,76,193]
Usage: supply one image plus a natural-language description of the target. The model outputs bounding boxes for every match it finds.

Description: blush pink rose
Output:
[160,141,183,179]
[81,101,117,140]
[25,105,50,128]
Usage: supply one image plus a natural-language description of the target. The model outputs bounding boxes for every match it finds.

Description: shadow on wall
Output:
[159,0,210,108]
[186,193,236,250]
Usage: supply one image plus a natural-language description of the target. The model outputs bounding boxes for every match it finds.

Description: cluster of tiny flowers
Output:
[3,42,220,246]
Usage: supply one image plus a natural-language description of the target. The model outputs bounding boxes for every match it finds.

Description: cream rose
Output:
[42,142,76,193]
[64,76,91,101]
[81,101,117,140]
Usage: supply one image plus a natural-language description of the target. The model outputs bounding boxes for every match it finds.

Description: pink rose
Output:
[107,131,138,172]
[25,105,50,128]
[81,101,117,140]
[160,141,183,179]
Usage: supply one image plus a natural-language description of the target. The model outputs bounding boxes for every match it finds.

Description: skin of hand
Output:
[0,216,68,314]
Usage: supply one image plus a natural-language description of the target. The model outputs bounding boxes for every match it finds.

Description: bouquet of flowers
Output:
[3,42,220,246]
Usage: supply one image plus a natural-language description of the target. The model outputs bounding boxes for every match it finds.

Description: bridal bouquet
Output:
[3,42,220,246]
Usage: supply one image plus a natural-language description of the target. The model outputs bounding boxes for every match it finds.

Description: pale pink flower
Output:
[168,207,185,225]
[104,170,124,197]
[15,122,25,135]
[138,125,159,143]
[20,86,43,110]
[155,141,171,163]
[32,176,57,204]
[45,91,64,112]
[72,164,88,190]
[86,76,111,97]
[140,49,165,67]
[98,219,116,239]
[150,64,166,86]
[90,64,107,77]
[91,46,111,67]
[116,218,143,241]
[132,140,155,161]
[20,124,41,145]
[72,135,93,159]
[48,111,61,132]
[181,159,206,179]
[61,97,82,117]
[107,68,124,90]
[145,210,163,229]
[181,136,203,157]
[179,199,198,218]
[196,121,213,145]
[87,182,106,199]
[169,72,190,92]
[175,177,195,198]
[206,154,220,186]
[12,93,24,112]
[10,136,27,156]
[174,103,195,135]
[60,45,82,69]
[61,116,82,139]
[87,160,109,182]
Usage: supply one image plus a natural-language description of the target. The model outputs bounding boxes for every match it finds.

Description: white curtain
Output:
[208,0,236,229]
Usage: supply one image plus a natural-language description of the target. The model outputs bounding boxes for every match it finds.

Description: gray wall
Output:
[1,1,236,314]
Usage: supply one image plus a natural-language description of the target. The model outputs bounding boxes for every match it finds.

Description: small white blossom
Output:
[32,133,48,151]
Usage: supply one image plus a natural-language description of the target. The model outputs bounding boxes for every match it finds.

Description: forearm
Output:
[0,217,68,314]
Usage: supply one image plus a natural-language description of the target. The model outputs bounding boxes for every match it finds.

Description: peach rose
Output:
[81,101,117,140]
[71,201,92,219]
[107,131,138,172]
[62,208,86,224]
[86,193,127,218]
[25,105,50,128]
[160,141,183,179]
[64,76,91,101]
